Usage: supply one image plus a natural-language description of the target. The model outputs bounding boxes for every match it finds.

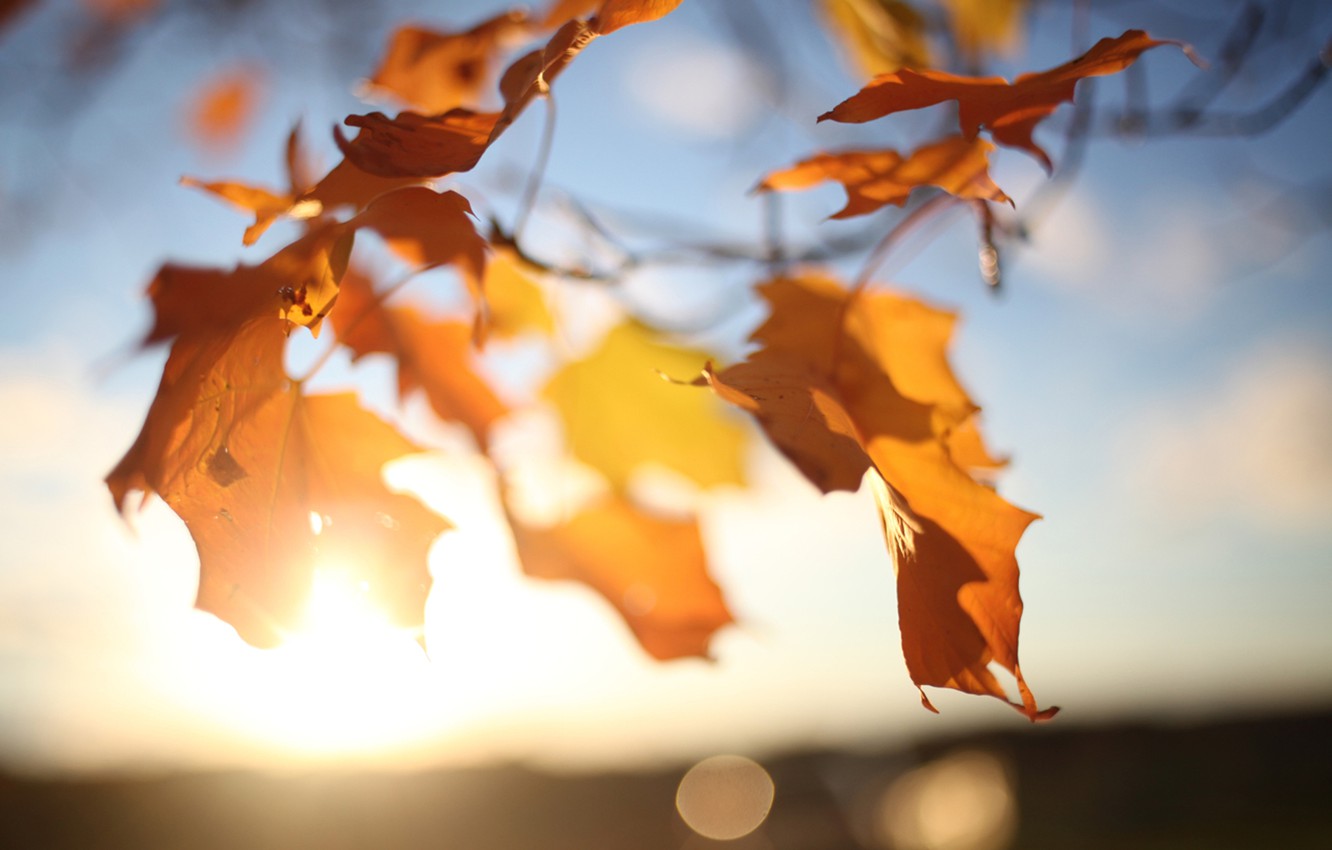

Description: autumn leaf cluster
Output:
[110,0,1190,719]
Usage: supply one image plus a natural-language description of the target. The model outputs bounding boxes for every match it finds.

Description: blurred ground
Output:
[3,705,1328,849]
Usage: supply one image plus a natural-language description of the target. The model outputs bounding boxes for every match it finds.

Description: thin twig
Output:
[762,191,787,275]
[511,93,558,242]
[1169,3,1265,127]
[1092,39,1329,138]
[1022,73,1098,231]
[851,193,959,295]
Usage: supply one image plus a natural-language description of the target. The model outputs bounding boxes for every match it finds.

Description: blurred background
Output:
[1,0,1330,847]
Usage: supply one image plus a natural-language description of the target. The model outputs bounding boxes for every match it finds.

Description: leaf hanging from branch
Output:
[820,29,1190,170]
[508,494,732,661]
[365,10,531,114]
[758,135,1012,219]
[702,272,1054,720]
[334,266,507,447]
[108,317,448,647]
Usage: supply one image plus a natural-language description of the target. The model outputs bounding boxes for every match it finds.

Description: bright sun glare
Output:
[170,456,624,766]
[298,558,393,643]
[184,553,452,762]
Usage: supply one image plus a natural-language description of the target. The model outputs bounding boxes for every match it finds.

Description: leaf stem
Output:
[850,193,959,296]
[512,93,559,243]
[762,191,787,275]
[831,195,961,375]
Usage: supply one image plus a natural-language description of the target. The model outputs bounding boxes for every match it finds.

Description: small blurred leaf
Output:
[759,135,1011,219]
[820,0,931,77]
[545,321,747,491]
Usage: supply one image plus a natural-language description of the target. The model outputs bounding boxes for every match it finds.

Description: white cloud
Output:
[1018,189,1112,292]
[1118,337,1332,532]
[1019,191,1226,319]
[624,38,765,140]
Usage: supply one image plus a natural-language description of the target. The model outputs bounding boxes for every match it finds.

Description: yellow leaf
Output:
[820,0,932,78]
[544,321,747,491]
[484,249,555,340]
[939,0,1025,59]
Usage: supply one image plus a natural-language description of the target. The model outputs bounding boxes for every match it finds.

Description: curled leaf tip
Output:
[1026,704,1061,723]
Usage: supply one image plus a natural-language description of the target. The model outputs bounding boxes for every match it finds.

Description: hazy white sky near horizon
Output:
[1,0,1330,775]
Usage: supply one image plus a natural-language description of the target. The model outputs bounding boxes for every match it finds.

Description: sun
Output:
[291,558,407,650]
[175,555,460,762]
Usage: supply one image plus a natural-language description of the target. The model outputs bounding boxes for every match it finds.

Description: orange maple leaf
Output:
[173,184,483,334]
[334,266,507,447]
[820,29,1187,170]
[186,67,261,154]
[336,3,680,179]
[593,0,685,34]
[758,135,1011,219]
[179,177,297,246]
[336,106,502,180]
[108,315,447,647]
[110,188,487,649]
[350,186,487,293]
[137,223,351,344]
[482,248,556,340]
[184,125,422,246]
[540,0,684,33]
[336,19,595,179]
[365,10,530,114]
[303,158,425,213]
[702,272,1053,719]
[508,494,732,661]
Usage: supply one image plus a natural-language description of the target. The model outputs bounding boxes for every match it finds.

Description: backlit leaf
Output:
[540,0,684,34]
[483,249,556,340]
[335,19,595,179]
[186,67,261,153]
[545,321,747,491]
[335,109,500,180]
[594,0,685,35]
[179,177,298,246]
[302,158,426,216]
[351,186,487,301]
[334,8,687,180]
[509,495,732,660]
[819,0,931,78]
[759,135,1011,219]
[184,125,421,246]
[108,317,447,647]
[365,10,530,114]
[940,0,1024,59]
[138,223,350,341]
[335,267,507,447]
[704,273,1053,719]
[177,184,481,332]
[820,29,1186,170]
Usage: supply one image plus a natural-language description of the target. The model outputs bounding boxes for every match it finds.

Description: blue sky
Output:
[1,0,1330,773]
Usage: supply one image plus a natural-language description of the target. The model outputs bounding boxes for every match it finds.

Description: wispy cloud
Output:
[1117,337,1332,532]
